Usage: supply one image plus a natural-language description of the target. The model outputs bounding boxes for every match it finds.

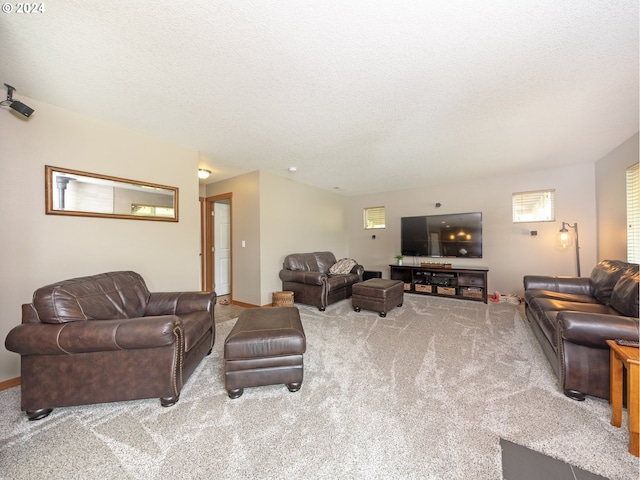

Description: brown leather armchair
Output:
[279,252,364,311]
[5,271,216,420]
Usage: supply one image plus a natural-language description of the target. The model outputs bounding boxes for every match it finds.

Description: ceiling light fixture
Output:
[1,84,34,118]
[288,167,297,173]
[198,169,211,179]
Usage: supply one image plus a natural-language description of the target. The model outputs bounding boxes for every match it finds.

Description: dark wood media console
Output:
[389,264,489,303]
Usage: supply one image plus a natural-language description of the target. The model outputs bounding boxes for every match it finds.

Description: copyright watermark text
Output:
[2,3,46,13]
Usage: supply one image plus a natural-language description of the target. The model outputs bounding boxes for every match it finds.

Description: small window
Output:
[364,206,385,229]
[627,163,639,263]
[131,204,175,218]
[512,190,555,223]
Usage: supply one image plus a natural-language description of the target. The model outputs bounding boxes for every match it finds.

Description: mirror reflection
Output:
[45,166,178,221]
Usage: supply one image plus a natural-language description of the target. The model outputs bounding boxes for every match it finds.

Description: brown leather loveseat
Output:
[524,260,639,401]
[279,252,364,311]
[5,271,216,420]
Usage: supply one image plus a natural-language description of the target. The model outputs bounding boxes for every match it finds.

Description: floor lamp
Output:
[559,222,580,276]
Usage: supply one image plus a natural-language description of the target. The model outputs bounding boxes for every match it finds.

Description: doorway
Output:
[204,193,232,297]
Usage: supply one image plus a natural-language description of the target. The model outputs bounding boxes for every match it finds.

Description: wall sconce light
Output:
[559,221,580,276]
[198,169,211,180]
[1,84,34,118]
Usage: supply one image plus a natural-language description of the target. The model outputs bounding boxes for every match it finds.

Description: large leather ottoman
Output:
[224,307,306,398]
[352,278,404,317]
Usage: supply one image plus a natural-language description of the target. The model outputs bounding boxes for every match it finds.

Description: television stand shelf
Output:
[389,264,489,304]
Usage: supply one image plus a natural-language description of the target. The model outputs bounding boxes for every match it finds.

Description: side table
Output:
[606,339,639,457]
[363,270,382,281]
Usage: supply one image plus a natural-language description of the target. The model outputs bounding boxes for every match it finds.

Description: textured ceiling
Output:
[1,1,638,195]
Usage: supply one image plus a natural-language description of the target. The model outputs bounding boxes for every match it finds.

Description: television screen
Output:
[401,212,482,258]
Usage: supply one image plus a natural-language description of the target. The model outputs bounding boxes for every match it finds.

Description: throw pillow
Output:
[329,258,356,275]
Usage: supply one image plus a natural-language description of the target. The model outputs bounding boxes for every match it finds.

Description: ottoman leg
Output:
[27,408,53,421]
[227,388,244,399]
[287,382,302,392]
[160,395,179,407]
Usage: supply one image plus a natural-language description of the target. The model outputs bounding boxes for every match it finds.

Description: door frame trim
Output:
[202,193,233,296]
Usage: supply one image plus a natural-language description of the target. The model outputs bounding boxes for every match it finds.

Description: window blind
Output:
[512,190,555,223]
[364,206,385,229]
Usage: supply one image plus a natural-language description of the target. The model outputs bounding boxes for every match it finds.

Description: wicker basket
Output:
[437,286,456,296]
[461,287,483,298]
[272,291,294,307]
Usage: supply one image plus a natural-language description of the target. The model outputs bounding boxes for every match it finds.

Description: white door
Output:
[214,200,231,295]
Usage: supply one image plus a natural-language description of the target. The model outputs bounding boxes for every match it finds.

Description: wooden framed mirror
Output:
[45,165,179,222]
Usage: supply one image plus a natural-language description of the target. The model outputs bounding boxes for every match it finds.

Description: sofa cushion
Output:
[590,260,630,305]
[329,258,357,275]
[537,311,560,350]
[327,273,359,290]
[528,297,620,317]
[180,311,215,353]
[283,252,338,274]
[610,265,639,318]
[524,290,598,305]
[314,252,338,274]
[283,253,317,272]
[33,271,150,324]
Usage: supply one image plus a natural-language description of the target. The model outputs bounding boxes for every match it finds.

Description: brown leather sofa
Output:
[5,271,216,420]
[279,252,364,311]
[524,260,639,401]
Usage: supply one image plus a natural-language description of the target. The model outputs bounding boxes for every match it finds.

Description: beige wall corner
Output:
[596,132,639,261]
[205,171,349,307]
[259,171,348,306]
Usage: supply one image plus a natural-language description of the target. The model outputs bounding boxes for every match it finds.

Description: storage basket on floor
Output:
[272,291,294,307]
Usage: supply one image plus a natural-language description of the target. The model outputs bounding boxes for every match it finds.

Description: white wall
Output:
[347,163,598,296]
[0,98,201,382]
[596,132,639,261]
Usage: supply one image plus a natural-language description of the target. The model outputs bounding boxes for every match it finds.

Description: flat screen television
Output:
[401,212,482,258]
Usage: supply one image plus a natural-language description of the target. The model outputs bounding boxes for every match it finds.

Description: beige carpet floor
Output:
[0,295,638,479]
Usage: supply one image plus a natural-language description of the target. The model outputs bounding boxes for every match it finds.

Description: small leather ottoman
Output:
[352,279,404,317]
[224,307,306,399]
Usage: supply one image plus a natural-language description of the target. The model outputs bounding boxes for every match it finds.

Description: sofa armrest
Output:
[279,269,326,286]
[352,264,365,281]
[558,311,639,349]
[146,291,216,316]
[5,316,181,356]
[524,275,592,295]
